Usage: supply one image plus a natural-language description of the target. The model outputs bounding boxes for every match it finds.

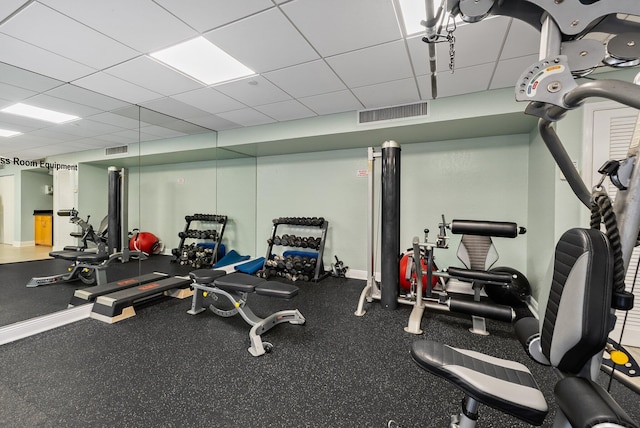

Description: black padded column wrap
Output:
[381,141,401,310]
[107,166,121,254]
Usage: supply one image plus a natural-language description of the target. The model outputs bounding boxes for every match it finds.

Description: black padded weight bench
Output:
[27,250,109,287]
[188,270,306,357]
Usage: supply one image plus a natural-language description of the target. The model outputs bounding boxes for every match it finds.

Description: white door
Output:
[0,175,15,245]
[586,102,640,347]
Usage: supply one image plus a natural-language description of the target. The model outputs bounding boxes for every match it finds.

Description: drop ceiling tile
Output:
[29,127,86,142]
[326,40,413,88]
[501,18,541,60]
[0,2,139,69]
[25,93,103,117]
[490,54,539,90]
[352,78,420,109]
[408,16,511,75]
[0,1,29,21]
[0,111,51,130]
[217,108,276,127]
[215,76,291,106]
[139,125,186,139]
[55,118,127,137]
[105,56,203,96]
[87,112,141,129]
[298,90,363,115]
[139,97,209,121]
[204,8,318,74]
[0,62,65,92]
[73,72,164,105]
[97,132,139,145]
[185,114,240,131]
[0,33,96,82]
[171,87,246,115]
[255,100,317,122]
[45,84,130,111]
[417,63,494,99]
[263,60,346,98]
[0,82,37,101]
[39,0,197,52]
[281,0,401,56]
[154,0,274,33]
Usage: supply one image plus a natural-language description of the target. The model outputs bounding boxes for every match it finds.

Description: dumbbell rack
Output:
[262,217,330,282]
[171,214,227,268]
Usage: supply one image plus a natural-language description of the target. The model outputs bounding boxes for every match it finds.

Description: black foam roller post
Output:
[107,166,121,254]
[448,299,515,322]
[450,219,519,238]
[381,140,401,310]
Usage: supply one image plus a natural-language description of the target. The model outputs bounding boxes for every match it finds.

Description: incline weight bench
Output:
[188,270,306,357]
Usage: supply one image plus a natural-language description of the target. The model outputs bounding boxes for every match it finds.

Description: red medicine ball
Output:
[129,231,161,254]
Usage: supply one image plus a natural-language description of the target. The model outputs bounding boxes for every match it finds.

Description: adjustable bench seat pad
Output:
[76,253,109,263]
[214,272,267,293]
[189,269,227,284]
[411,340,548,426]
[49,250,91,261]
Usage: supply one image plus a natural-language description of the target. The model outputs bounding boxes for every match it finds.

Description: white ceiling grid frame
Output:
[25,93,103,118]
[0,2,139,69]
[352,77,421,109]
[417,63,495,99]
[140,97,211,122]
[72,72,165,105]
[0,62,63,93]
[44,84,130,113]
[170,87,246,115]
[500,18,541,60]
[0,82,37,103]
[217,108,276,127]
[104,56,204,96]
[0,33,96,82]
[298,90,364,116]
[326,39,415,88]
[215,75,292,106]
[263,60,347,98]
[39,0,198,53]
[280,0,402,57]
[254,99,317,122]
[153,0,275,34]
[183,114,240,132]
[203,8,319,74]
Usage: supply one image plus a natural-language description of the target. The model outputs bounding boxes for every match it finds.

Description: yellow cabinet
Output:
[34,214,53,246]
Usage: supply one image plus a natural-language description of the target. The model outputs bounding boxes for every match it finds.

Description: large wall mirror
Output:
[0,80,257,334]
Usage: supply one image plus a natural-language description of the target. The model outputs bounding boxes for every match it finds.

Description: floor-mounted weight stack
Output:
[171,213,227,268]
[261,216,330,282]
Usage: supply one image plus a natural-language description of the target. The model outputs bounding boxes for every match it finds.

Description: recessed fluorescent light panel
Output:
[0,128,22,137]
[150,36,254,85]
[1,103,79,124]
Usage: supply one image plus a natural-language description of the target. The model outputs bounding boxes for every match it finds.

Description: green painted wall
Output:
[20,170,53,242]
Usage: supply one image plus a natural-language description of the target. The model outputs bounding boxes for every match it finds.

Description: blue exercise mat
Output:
[234,257,265,275]
[212,250,250,268]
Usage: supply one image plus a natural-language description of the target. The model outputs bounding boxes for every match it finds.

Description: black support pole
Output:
[381,140,401,310]
[107,166,121,254]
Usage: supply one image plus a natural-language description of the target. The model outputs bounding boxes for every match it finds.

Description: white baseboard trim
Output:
[13,241,35,247]
[0,304,92,346]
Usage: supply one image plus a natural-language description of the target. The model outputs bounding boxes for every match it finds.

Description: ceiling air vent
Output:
[105,145,128,156]
[358,101,429,125]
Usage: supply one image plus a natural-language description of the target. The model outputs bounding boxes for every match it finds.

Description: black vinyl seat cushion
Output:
[411,340,548,426]
[188,269,227,284]
[76,253,109,263]
[49,250,89,261]
[214,272,266,293]
[255,281,299,299]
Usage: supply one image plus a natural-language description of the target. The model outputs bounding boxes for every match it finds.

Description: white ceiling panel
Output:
[217,108,276,127]
[0,1,30,21]
[87,112,141,129]
[204,8,318,74]
[139,125,186,139]
[255,100,317,122]
[263,60,346,98]
[215,76,292,106]
[0,82,36,102]
[25,93,103,117]
[45,84,130,112]
[96,133,139,145]
[0,111,51,130]
[140,97,209,120]
[418,63,495,99]
[299,90,363,116]
[185,114,240,131]
[55,118,127,138]
[352,78,420,109]
[40,0,197,52]
[326,40,414,88]
[171,87,246,115]
[0,2,139,69]
[105,56,203,96]
[0,33,96,82]
[281,0,402,56]
[0,63,64,93]
[154,0,274,33]
[72,72,164,105]
[501,18,541,60]
[29,128,86,142]
[490,54,539,90]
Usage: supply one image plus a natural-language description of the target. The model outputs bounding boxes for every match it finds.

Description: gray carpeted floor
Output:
[0,260,638,427]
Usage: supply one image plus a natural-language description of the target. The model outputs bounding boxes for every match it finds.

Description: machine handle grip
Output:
[57,209,77,217]
[450,219,523,238]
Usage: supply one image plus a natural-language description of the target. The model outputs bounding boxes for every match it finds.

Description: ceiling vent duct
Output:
[358,101,429,125]
[105,145,128,156]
